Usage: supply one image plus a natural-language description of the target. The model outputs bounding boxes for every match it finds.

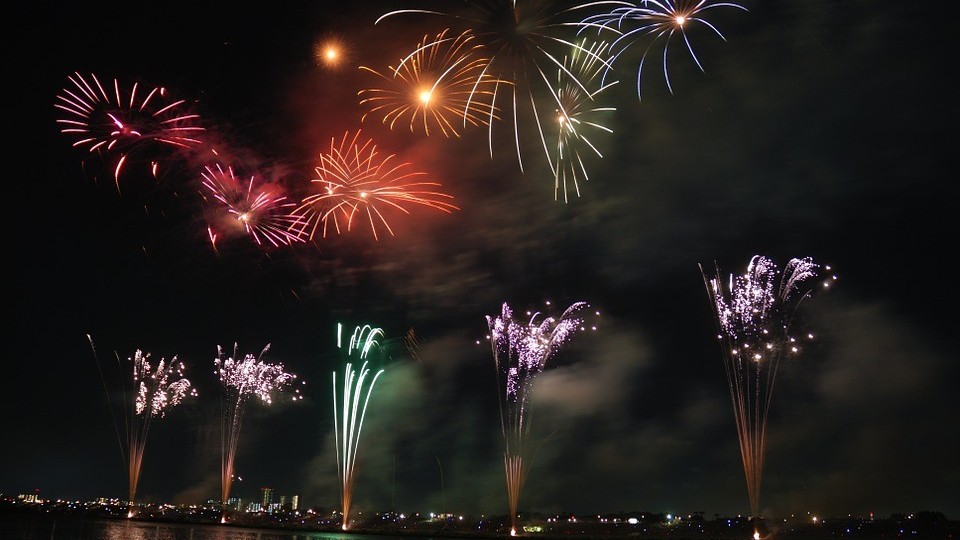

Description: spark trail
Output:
[332,323,386,530]
[484,300,596,535]
[700,255,836,521]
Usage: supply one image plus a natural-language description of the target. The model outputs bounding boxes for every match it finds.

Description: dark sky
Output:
[9,0,957,521]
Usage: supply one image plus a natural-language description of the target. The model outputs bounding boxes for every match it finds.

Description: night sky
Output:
[9,0,957,521]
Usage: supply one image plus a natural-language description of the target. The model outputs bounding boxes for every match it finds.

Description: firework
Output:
[700,256,836,521]
[200,162,307,248]
[404,327,423,363]
[581,0,748,98]
[377,1,611,174]
[54,72,205,187]
[215,343,301,519]
[293,130,459,241]
[332,323,386,530]
[551,39,617,203]
[359,28,500,138]
[484,300,595,535]
[315,35,352,70]
[87,337,195,517]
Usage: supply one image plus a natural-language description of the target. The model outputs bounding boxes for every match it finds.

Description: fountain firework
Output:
[87,337,195,517]
[700,255,836,520]
[214,343,301,520]
[484,300,595,535]
[331,323,386,530]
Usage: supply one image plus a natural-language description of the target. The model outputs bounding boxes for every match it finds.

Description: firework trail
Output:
[484,300,595,535]
[200,162,307,249]
[214,343,302,520]
[377,1,612,175]
[293,130,459,241]
[332,323,386,530]
[581,0,748,98]
[700,256,836,521]
[359,28,500,138]
[551,39,617,203]
[404,327,423,363]
[54,72,205,188]
[87,337,195,517]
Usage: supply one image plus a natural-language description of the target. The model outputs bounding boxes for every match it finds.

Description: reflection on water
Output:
[0,515,417,540]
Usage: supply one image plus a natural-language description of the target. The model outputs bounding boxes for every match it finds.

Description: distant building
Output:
[291,495,299,511]
[226,497,243,511]
[260,487,273,510]
[247,502,262,513]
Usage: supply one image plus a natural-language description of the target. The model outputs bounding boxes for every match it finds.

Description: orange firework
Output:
[294,131,459,241]
[54,72,205,187]
[377,2,613,174]
[359,28,501,137]
[314,34,352,70]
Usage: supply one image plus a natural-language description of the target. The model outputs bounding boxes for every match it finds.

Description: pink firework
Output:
[293,130,459,241]
[214,343,302,515]
[54,72,205,187]
[201,163,306,248]
[484,300,598,535]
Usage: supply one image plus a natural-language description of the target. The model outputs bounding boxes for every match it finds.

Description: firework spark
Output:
[54,72,205,187]
[315,35,352,70]
[88,337,195,517]
[551,39,617,203]
[484,300,595,535]
[359,28,500,138]
[700,256,836,520]
[200,162,306,248]
[332,323,386,530]
[404,327,423,363]
[215,343,301,518]
[293,130,459,241]
[581,0,748,98]
[377,1,610,174]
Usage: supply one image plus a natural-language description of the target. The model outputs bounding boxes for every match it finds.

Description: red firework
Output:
[293,130,459,241]
[201,163,306,248]
[54,72,205,187]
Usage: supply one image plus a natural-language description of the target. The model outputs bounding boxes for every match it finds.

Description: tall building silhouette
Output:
[260,487,273,510]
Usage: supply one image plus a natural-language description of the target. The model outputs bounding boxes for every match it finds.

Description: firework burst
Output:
[700,255,836,520]
[377,1,611,174]
[87,337,195,517]
[54,72,205,188]
[200,162,306,249]
[293,130,459,241]
[214,343,302,518]
[359,28,500,138]
[315,34,353,70]
[581,0,749,98]
[332,323,386,530]
[551,39,617,203]
[484,300,596,535]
